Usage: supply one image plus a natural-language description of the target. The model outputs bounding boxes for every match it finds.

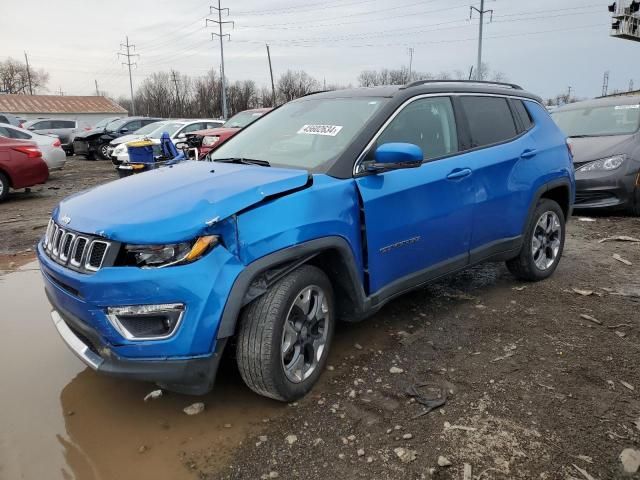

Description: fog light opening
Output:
[106,303,185,341]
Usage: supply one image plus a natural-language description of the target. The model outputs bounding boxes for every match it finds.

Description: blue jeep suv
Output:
[38,81,575,401]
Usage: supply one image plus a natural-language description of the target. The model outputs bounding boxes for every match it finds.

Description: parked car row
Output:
[0,136,49,202]
[0,122,67,171]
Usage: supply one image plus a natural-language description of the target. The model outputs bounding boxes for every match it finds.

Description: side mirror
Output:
[177,132,186,139]
[368,143,423,172]
[120,128,129,134]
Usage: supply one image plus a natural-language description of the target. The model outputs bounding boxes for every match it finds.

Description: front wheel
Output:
[236,265,334,401]
[506,198,566,281]
[98,143,110,160]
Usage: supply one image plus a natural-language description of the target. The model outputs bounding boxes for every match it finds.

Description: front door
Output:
[355,96,474,294]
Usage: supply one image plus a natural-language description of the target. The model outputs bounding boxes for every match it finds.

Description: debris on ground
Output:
[612,253,633,266]
[138,445,148,454]
[619,380,635,391]
[389,366,404,374]
[393,447,417,463]
[619,449,640,473]
[444,421,476,432]
[572,463,597,480]
[143,389,163,402]
[463,463,472,480]
[285,435,298,445]
[405,383,447,417]
[578,217,596,222]
[183,403,205,416]
[598,235,640,243]
[580,314,602,325]
[572,288,594,296]
[437,456,452,467]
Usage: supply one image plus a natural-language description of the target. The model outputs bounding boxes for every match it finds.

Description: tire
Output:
[98,143,110,160]
[0,172,9,202]
[117,169,132,179]
[506,198,566,282]
[236,265,335,401]
[627,187,640,216]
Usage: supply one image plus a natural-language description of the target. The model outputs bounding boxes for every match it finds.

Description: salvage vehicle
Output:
[109,119,223,165]
[73,117,162,160]
[0,123,67,171]
[0,137,48,201]
[23,118,92,156]
[552,95,640,215]
[185,108,271,159]
[39,81,574,401]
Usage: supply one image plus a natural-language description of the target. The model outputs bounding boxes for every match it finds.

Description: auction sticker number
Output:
[298,124,343,136]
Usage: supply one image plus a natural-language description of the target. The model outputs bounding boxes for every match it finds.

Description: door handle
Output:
[521,149,537,159]
[446,168,472,180]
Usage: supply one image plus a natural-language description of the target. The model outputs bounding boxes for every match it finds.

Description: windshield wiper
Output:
[214,157,270,167]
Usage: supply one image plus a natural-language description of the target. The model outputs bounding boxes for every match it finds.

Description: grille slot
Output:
[86,241,109,271]
[60,233,75,261]
[71,237,88,266]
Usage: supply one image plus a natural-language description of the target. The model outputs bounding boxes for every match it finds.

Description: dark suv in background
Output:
[73,117,163,160]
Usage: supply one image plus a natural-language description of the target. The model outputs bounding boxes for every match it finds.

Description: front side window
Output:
[460,96,518,147]
[223,111,265,129]
[373,97,458,161]
[52,120,75,128]
[149,122,184,138]
[551,103,640,137]
[181,123,205,134]
[210,97,388,172]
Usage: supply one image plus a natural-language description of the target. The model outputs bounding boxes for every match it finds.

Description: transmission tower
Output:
[207,1,234,119]
[118,36,139,115]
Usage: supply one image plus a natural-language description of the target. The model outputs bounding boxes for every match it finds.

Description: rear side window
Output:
[460,96,518,148]
[513,100,534,131]
[0,115,8,123]
[32,120,52,130]
[52,120,75,128]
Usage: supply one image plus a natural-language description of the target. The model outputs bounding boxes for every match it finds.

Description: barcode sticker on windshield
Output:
[298,125,343,136]
[615,105,640,110]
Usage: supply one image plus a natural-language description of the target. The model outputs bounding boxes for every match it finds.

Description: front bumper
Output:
[38,239,245,392]
[51,303,227,394]
[574,163,639,210]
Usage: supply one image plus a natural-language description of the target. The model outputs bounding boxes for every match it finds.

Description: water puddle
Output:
[0,262,286,480]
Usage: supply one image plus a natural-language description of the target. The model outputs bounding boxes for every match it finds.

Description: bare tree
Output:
[277,70,320,102]
[0,57,49,94]
[358,63,508,87]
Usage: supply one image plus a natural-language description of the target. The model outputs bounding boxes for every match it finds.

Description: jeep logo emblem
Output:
[61,215,71,225]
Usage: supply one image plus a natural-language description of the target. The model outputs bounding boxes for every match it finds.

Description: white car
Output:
[110,119,224,163]
[0,123,66,171]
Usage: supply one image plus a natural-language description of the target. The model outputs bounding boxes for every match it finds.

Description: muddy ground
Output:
[0,159,638,480]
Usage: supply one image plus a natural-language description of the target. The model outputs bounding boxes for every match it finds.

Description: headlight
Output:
[124,235,219,268]
[114,144,127,155]
[578,155,626,172]
[202,136,220,146]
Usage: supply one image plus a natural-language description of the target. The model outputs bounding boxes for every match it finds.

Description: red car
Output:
[186,108,272,159]
[0,137,49,201]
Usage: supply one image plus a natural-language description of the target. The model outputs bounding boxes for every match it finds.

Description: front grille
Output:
[43,218,115,274]
[575,191,617,205]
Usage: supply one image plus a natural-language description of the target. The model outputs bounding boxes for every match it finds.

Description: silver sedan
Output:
[0,123,66,171]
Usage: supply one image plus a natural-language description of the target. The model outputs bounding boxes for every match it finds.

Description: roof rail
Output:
[402,80,523,91]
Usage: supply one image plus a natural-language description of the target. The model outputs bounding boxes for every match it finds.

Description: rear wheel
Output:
[0,172,9,202]
[506,199,565,281]
[236,265,334,401]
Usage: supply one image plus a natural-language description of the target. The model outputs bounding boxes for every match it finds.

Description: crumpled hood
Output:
[570,134,636,164]
[73,128,107,140]
[54,161,310,244]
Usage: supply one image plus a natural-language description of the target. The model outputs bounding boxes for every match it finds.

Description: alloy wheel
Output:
[531,211,562,271]
[100,144,109,158]
[281,285,330,383]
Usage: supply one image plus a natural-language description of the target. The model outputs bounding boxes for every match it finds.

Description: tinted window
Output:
[182,123,205,134]
[460,96,518,147]
[33,120,52,130]
[206,121,223,128]
[124,120,142,131]
[375,97,458,161]
[0,126,31,139]
[0,116,8,123]
[513,100,534,131]
[52,120,75,128]
[551,104,640,137]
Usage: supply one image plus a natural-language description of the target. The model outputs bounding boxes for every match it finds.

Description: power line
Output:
[118,35,139,115]
[207,0,234,119]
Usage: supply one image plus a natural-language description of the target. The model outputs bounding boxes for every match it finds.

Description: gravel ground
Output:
[0,160,638,479]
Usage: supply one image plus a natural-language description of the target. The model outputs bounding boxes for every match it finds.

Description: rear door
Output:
[456,95,533,257]
[355,96,474,294]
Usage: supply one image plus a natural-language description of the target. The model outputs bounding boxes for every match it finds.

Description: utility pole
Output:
[407,47,414,83]
[629,79,634,92]
[266,44,276,107]
[470,0,493,81]
[57,86,65,96]
[567,86,572,103]
[95,79,100,96]
[24,52,33,95]
[206,1,234,119]
[171,70,182,112]
[118,36,139,115]
[602,71,610,97]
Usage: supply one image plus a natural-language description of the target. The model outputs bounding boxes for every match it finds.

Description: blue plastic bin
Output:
[127,140,155,164]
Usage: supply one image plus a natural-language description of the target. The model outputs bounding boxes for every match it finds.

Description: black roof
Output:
[303,81,543,104]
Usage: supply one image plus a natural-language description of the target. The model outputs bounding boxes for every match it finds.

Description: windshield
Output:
[210,98,387,172]
[223,111,266,129]
[148,122,184,139]
[552,104,640,137]
[133,121,166,136]
[95,117,118,129]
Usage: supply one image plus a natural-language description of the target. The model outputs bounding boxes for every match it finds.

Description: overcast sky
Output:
[2,0,637,101]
